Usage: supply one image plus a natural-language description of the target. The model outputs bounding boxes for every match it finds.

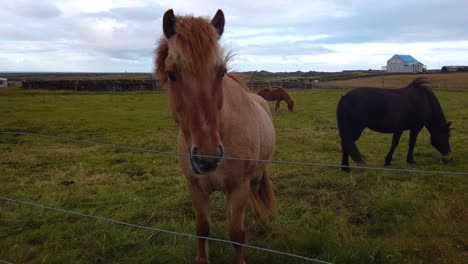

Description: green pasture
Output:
[320,72,468,90]
[0,88,467,263]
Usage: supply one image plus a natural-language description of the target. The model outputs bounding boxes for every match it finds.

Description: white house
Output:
[0,78,8,87]
[386,55,426,73]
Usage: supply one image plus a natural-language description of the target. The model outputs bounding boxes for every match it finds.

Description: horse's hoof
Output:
[341,167,351,173]
[196,258,209,264]
[441,155,453,164]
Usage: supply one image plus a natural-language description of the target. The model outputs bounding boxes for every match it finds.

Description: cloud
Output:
[296,0,468,43]
[83,5,165,21]
[4,0,62,18]
[229,41,334,57]
[0,0,468,72]
[228,40,468,72]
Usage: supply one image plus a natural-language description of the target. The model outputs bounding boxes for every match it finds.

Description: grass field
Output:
[0,86,467,263]
[318,72,468,90]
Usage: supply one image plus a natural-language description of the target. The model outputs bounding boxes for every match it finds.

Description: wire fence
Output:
[0,196,331,264]
[1,130,467,263]
[1,131,467,176]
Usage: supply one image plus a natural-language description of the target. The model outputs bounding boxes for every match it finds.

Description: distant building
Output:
[0,78,8,87]
[385,55,426,73]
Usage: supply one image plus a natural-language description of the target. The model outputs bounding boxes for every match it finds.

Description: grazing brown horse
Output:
[256,87,295,112]
[155,9,276,264]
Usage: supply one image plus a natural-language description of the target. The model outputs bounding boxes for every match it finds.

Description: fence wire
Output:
[1,131,467,262]
[1,131,467,176]
[0,196,331,264]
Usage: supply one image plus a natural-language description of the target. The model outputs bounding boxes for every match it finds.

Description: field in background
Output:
[318,72,468,90]
[3,71,468,91]
[0,84,467,263]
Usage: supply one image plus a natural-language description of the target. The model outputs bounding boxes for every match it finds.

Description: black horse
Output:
[337,78,451,172]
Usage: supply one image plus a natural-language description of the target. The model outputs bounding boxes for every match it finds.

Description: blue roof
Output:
[398,55,420,65]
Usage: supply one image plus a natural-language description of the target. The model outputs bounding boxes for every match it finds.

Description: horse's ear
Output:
[211,9,225,38]
[163,9,176,39]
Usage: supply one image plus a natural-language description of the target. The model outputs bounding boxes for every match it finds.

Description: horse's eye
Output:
[220,70,227,78]
[167,71,177,82]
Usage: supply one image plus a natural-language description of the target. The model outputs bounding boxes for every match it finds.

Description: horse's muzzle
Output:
[190,144,224,174]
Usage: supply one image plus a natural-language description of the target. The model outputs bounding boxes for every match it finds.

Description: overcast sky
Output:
[1,0,468,72]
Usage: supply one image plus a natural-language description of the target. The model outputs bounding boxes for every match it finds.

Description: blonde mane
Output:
[155,15,226,86]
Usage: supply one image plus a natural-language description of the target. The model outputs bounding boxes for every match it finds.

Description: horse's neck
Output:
[279,89,291,103]
[220,76,253,123]
[220,79,264,150]
[423,91,447,129]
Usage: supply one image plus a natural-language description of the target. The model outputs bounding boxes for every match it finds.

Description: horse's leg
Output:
[341,139,351,172]
[385,131,403,166]
[351,126,366,162]
[274,100,280,112]
[227,180,250,264]
[340,127,362,172]
[188,184,210,264]
[226,194,232,232]
[342,126,366,172]
[407,126,422,164]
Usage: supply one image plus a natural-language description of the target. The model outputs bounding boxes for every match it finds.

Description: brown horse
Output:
[256,87,295,112]
[155,9,277,264]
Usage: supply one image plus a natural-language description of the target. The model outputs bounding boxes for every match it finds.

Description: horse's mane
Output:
[408,78,448,127]
[155,40,169,86]
[226,73,250,91]
[276,87,294,103]
[407,77,432,91]
[155,14,227,86]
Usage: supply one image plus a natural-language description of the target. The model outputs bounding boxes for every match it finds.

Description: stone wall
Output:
[247,80,310,90]
[22,79,159,92]
[22,79,315,91]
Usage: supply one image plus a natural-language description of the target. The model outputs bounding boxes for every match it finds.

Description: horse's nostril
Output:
[218,144,224,158]
[190,144,224,174]
[190,145,200,160]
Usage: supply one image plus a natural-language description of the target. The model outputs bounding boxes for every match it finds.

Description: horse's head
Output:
[288,100,295,112]
[156,9,227,174]
[430,121,452,156]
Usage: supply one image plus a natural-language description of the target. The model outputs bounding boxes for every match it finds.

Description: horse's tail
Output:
[337,96,365,164]
[251,170,277,220]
